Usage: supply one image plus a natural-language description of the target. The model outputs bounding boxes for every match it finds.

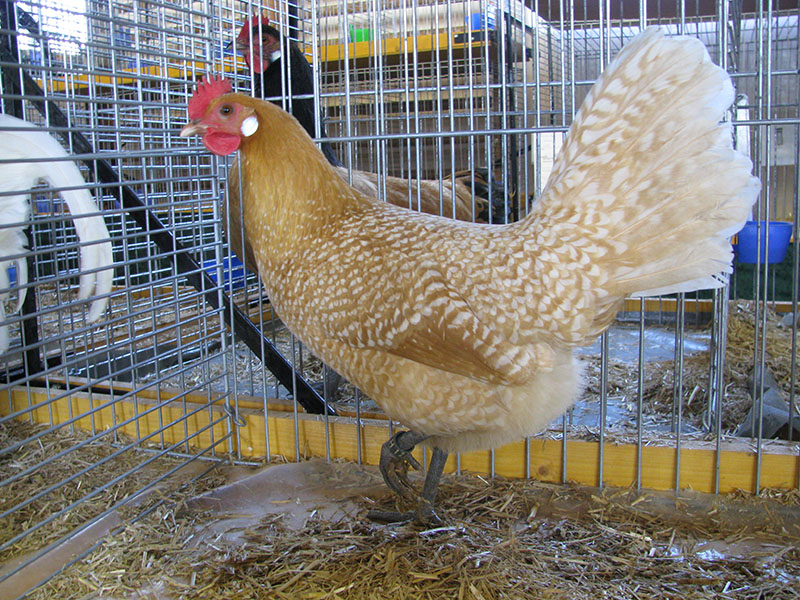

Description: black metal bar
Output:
[18,228,43,374]
[0,43,332,415]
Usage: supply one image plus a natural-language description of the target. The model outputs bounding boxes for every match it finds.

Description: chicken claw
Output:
[368,432,448,524]
[377,430,424,501]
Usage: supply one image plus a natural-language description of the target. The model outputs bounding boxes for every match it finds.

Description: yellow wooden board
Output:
[39,33,485,93]
[3,386,797,495]
[621,297,714,314]
[319,32,485,63]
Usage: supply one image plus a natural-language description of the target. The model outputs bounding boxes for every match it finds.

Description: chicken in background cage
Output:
[0,1,799,598]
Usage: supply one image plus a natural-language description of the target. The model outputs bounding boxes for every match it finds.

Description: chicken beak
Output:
[180,122,206,138]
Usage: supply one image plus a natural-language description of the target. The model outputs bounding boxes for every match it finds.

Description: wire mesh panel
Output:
[0,0,798,597]
[274,0,797,494]
[0,0,243,590]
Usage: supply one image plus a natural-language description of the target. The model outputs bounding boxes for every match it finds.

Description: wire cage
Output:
[0,0,798,597]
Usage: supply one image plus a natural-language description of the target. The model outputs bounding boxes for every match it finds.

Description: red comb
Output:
[188,74,233,120]
[237,14,270,42]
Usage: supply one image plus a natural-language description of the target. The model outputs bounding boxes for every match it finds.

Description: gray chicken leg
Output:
[367,430,448,524]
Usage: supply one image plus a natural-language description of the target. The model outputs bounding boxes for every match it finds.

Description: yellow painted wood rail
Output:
[3,385,797,495]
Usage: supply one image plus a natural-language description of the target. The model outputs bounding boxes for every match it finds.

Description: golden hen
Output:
[181,28,760,522]
[226,162,486,272]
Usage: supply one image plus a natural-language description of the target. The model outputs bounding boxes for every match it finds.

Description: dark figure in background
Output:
[235,15,341,166]
[232,15,509,225]
[233,14,343,400]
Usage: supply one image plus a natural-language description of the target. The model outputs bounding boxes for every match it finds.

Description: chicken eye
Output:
[219,105,233,116]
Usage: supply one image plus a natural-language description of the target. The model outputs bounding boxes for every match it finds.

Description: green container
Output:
[348,26,372,42]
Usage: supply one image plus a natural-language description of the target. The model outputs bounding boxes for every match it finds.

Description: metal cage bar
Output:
[0,2,798,597]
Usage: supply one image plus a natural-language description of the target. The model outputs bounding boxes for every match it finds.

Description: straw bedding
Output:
[2,417,795,600]
[24,469,800,600]
[3,301,798,599]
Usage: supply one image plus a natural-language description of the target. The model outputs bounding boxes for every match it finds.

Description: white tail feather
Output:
[0,114,114,352]
[59,187,114,321]
[530,28,759,334]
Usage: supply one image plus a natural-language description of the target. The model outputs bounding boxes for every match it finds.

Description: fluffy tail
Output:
[530,28,759,307]
[0,115,114,335]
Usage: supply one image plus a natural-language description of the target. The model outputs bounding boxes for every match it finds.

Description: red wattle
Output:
[203,131,241,155]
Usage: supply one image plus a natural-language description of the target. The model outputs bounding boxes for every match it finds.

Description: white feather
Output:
[0,114,114,352]
[533,28,760,309]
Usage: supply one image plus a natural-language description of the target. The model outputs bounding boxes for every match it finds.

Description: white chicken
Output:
[0,114,114,353]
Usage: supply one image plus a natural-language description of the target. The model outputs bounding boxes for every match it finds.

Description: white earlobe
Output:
[241,115,259,137]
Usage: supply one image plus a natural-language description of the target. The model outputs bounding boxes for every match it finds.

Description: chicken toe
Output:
[368,433,448,524]
[377,430,425,499]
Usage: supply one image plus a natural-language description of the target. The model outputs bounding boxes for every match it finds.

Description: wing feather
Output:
[276,211,544,386]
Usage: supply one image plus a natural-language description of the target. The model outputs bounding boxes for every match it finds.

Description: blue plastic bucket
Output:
[467,12,496,31]
[203,256,248,289]
[734,220,793,264]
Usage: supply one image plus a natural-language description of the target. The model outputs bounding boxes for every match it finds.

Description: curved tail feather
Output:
[527,28,760,340]
[0,114,114,352]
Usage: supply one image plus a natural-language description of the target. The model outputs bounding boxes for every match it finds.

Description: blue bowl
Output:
[734,221,793,264]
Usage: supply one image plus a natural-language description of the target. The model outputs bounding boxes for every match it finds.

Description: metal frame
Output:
[0,1,797,597]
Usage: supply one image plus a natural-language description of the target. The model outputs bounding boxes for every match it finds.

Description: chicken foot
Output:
[367,430,448,524]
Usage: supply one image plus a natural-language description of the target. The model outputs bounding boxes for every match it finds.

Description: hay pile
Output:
[0,419,226,562]
[581,301,798,434]
[3,406,800,600]
[725,302,798,393]
[26,469,800,600]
